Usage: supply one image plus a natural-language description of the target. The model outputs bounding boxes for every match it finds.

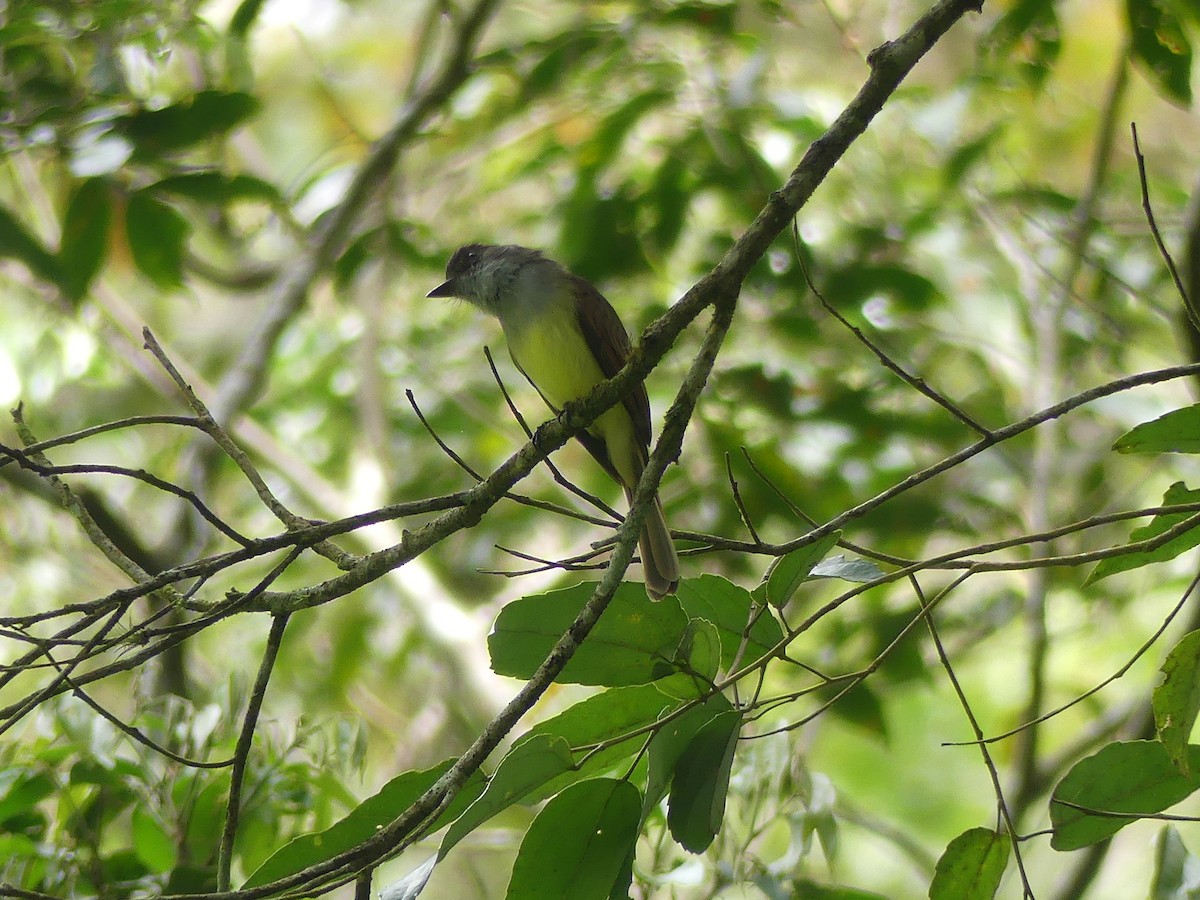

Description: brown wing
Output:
[570,273,653,454]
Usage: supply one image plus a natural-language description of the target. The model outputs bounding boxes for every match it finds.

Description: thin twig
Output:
[406,387,614,526]
[1,443,251,545]
[217,609,292,890]
[948,570,1200,748]
[917,576,1034,899]
[793,222,992,437]
[143,328,356,569]
[1133,122,1199,332]
[725,452,762,545]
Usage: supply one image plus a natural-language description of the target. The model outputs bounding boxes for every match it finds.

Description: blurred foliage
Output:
[3,0,1200,898]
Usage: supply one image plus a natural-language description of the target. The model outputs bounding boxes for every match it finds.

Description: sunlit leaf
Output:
[1115,405,1200,454]
[1051,741,1200,851]
[489,582,690,686]
[1127,0,1193,107]
[929,828,1009,900]
[1154,630,1200,777]
[1086,482,1200,583]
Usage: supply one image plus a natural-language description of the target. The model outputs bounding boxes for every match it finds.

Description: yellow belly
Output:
[506,308,639,487]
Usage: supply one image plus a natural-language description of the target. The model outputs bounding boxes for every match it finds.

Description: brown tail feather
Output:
[632,492,679,600]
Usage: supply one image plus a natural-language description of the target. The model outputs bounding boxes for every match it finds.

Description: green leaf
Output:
[489,582,690,686]
[1086,482,1200,584]
[1115,405,1200,453]
[985,0,1062,88]
[642,693,733,822]
[929,828,1010,900]
[1127,0,1193,107]
[811,554,887,583]
[120,90,260,155]
[125,191,190,289]
[58,178,112,302]
[1151,825,1200,900]
[149,172,281,206]
[519,30,609,103]
[439,734,575,857]
[1155,630,1200,777]
[824,263,942,312]
[242,760,484,889]
[645,151,689,252]
[518,678,694,805]
[1050,741,1200,851]
[791,883,890,900]
[131,805,177,873]
[675,574,784,670]
[824,680,889,738]
[681,618,721,682]
[761,531,842,607]
[667,708,742,853]
[0,771,53,825]
[505,778,641,900]
[655,3,738,34]
[0,204,62,290]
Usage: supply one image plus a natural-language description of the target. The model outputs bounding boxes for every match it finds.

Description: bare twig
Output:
[918,576,1033,899]
[1133,122,1198,332]
[218,609,293,890]
[793,224,992,437]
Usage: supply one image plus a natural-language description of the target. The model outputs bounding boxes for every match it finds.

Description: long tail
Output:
[628,489,679,600]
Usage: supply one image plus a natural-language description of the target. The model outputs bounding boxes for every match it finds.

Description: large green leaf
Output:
[1127,0,1193,107]
[642,693,734,822]
[1154,630,1200,777]
[1115,405,1200,454]
[929,828,1009,900]
[489,582,690,686]
[667,708,742,853]
[439,734,574,857]
[58,178,112,303]
[125,191,190,289]
[241,760,483,889]
[1051,741,1200,851]
[504,778,641,900]
[516,678,695,805]
[675,574,785,670]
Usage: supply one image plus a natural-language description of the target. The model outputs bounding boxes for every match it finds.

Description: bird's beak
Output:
[427,279,458,298]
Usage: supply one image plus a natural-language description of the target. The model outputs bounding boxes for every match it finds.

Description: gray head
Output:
[427,243,555,316]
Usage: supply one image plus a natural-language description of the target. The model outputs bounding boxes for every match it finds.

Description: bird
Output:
[428,243,680,599]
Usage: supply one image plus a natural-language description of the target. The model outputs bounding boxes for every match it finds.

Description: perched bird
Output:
[428,243,680,599]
